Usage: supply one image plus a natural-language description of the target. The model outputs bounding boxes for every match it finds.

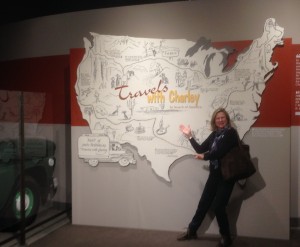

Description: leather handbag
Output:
[221,135,256,182]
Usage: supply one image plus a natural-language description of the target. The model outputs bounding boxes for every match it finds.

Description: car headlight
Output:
[48,157,55,167]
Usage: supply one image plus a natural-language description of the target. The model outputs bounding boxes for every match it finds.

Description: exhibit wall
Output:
[0,0,300,240]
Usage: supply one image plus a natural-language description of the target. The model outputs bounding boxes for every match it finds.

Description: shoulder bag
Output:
[220,133,256,182]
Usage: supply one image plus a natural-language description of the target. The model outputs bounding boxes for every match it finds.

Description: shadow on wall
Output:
[197,157,265,236]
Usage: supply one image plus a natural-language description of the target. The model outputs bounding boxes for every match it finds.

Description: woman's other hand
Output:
[195,153,204,160]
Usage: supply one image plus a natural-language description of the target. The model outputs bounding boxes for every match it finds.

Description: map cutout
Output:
[75,18,284,182]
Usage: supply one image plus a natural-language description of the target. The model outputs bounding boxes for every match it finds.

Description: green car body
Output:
[0,138,57,230]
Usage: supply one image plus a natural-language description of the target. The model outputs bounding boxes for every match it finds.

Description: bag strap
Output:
[235,129,242,148]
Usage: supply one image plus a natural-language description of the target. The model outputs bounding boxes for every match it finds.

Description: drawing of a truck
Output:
[78,134,136,167]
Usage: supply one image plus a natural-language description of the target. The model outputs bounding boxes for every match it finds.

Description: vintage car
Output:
[0,138,57,231]
[78,134,136,167]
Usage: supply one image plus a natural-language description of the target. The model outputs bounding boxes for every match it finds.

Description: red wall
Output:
[0,55,70,124]
[1,38,298,127]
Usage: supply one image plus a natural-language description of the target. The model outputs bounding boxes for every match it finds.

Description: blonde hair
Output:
[210,108,231,131]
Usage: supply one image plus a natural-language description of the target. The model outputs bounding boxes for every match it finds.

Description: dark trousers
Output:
[188,167,235,237]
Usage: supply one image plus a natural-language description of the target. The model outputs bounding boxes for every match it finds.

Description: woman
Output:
[178,108,239,247]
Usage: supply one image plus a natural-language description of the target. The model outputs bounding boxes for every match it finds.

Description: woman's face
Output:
[215,112,228,129]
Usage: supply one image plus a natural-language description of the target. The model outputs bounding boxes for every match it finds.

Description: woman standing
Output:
[178,108,239,247]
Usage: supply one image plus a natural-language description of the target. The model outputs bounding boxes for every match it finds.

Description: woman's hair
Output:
[210,107,231,131]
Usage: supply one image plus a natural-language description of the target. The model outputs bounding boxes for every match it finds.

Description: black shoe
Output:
[177,229,198,241]
[217,235,232,247]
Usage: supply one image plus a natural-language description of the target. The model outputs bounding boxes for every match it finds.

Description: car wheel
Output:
[88,159,99,167]
[119,158,129,167]
[5,178,40,231]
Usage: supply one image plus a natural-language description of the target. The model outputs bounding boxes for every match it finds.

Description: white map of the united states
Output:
[75,18,284,182]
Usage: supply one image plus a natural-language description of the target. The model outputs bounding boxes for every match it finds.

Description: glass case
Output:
[0,90,71,245]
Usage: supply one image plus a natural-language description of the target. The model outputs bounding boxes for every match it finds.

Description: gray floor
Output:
[8,222,300,247]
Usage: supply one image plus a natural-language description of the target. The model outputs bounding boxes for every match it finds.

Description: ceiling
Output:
[0,0,186,25]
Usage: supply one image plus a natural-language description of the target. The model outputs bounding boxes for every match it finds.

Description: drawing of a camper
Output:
[78,134,136,167]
